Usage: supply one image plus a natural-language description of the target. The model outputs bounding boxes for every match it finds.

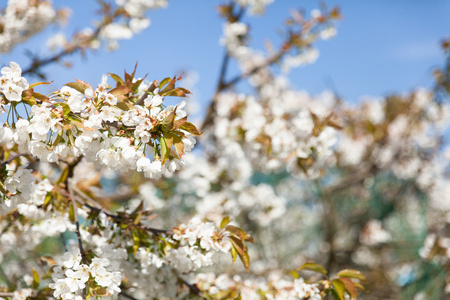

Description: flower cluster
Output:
[98,0,168,50]
[50,248,123,300]
[211,88,337,179]
[0,62,199,179]
[195,272,321,300]
[0,0,56,54]
[0,61,29,102]
[234,0,274,15]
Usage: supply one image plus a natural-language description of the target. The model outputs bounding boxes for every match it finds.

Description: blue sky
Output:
[2,1,449,115]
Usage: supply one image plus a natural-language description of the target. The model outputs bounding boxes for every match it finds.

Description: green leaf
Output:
[68,202,75,222]
[337,269,367,282]
[332,279,346,300]
[43,193,52,207]
[131,76,147,93]
[161,107,177,132]
[107,73,124,85]
[180,122,202,135]
[75,78,96,98]
[164,132,184,158]
[116,101,132,111]
[353,281,369,292]
[229,236,250,271]
[57,166,69,184]
[230,244,237,263]
[49,131,64,151]
[132,230,140,255]
[159,77,172,90]
[160,137,169,165]
[297,262,328,276]
[60,103,71,117]
[32,92,49,102]
[65,82,89,95]
[220,216,231,229]
[32,269,40,290]
[162,87,191,97]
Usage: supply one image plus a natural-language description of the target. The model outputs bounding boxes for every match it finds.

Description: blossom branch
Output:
[22,25,103,78]
[65,185,172,235]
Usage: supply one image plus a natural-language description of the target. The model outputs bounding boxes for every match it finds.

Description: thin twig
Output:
[68,179,86,262]
[62,186,172,236]
[119,291,140,300]
[0,292,14,297]
[141,225,172,236]
[181,278,207,299]
[1,153,31,167]
[71,184,116,217]
[60,233,68,252]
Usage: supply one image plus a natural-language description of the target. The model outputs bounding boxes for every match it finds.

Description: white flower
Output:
[61,86,86,113]
[319,27,337,40]
[0,61,29,102]
[137,156,151,172]
[62,250,82,269]
[144,94,163,108]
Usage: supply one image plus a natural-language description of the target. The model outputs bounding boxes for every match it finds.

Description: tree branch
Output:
[181,278,207,299]
[1,153,32,167]
[68,179,86,262]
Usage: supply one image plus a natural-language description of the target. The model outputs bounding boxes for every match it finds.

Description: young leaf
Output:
[331,279,346,300]
[159,77,172,90]
[180,122,202,135]
[337,269,367,282]
[161,107,177,132]
[32,92,50,102]
[57,166,69,184]
[173,115,188,130]
[65,82,89,95]
[164,132,184,157]
[131,76,147,93]
[109,85,132,98]
[230,244,238,263]
[108,73,124,85]
[160,76,176,93]
[163,87,191,97]
[220,216,231,229]
[297,262,328,276]
[160,136,170,165]
[75,78,96,98]
[32,269,40,290]
[339,277,357,300]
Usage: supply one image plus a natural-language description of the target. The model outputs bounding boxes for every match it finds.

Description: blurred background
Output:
[1,0,449,113]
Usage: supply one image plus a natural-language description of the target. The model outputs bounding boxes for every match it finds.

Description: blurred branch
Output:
[1,153,32,167]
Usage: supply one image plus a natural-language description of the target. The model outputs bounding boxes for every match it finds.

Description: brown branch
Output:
[119,291,140,300]
[1,153,32,167]
[222,51,284,91]
[141,225,172,236]
[68,179,86,262]
[0,292,14,297]
[64,185,172,236]
[21,10,107,77]
[71,184,116,218]
[181,278,207,299]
